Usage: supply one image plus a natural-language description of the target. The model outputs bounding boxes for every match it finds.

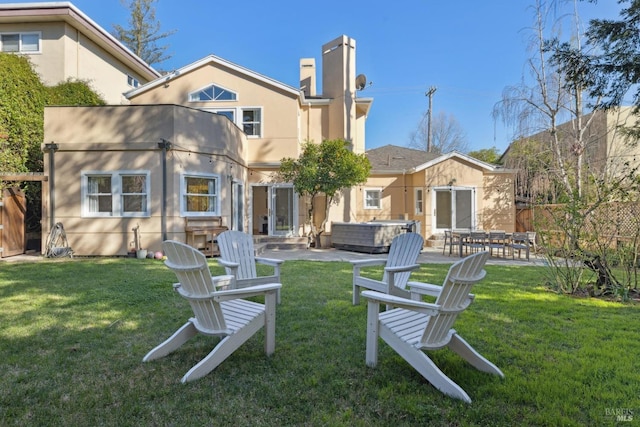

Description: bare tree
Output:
[113,0,175,68]
[408,111,469,154]
[495,0,640,295]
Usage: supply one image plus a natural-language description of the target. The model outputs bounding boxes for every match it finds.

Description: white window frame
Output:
[127,75,140,88]
[364,188,382,210]
[188,83,237,102]
[415,188,424,215]
[81,170,150,218]
[432,186,476,232]
[202,107,263,138]
[241,107,262,137]
[180,172,220,217]
[0,31,41,53]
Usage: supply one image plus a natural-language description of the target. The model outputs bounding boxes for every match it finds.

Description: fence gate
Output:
[0,187,26,258]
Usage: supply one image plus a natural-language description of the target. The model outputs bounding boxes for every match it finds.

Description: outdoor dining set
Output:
[442,229,536,260]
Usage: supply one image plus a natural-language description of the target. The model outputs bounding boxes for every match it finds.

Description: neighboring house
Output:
[501,107,640,204]
[0,2,160,103]
[359,145,516,243]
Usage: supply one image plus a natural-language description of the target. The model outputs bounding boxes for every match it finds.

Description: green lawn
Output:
[0,257,638,426]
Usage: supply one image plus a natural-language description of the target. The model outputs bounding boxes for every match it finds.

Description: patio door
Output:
[433,187,475,232]
[231,181,244,231]
[270,185,296,236]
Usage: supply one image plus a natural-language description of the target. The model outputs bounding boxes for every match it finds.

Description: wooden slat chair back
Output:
[510,232,531,260]
[463,231,487,254]
[217,230,284,303]
[362,251,504,403]
[487,231,507,258]
[142,240,281,383]
[351,232,424,305]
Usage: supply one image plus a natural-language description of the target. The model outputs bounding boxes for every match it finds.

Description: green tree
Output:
[467,147,501,164]
[113,0,175,68]
[0,53,45,174]
[46,79,106,106]
[0,53,105,234]
[278,139,371,247]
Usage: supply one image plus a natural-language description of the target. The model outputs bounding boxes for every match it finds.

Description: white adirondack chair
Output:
[142,240,281,383]
[217,230,284,303]
[351,232,424,305]
[362,251,504,403]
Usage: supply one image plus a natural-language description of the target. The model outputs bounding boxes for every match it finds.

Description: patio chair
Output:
[510,232,530,260]
[463,231,487,254]
[142,240,281,383]
[362,251,504,403]
[351,232,424,305]
[487,231,508,258]
[442,229,460,256]
[217,230,284,303]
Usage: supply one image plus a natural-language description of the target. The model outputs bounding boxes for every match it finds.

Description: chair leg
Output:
[264,292,277,355]
[365,301,381,367]
[380,327,472,403]
[447,334,504,377]
[143,321,198,362]
[181,316,264,383]
[353,284,360,305]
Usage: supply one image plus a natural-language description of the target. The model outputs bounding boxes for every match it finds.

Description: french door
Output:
[270,185,296,236]
[433,187,475,232]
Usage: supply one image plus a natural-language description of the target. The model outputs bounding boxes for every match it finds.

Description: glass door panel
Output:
[271,186,294,236]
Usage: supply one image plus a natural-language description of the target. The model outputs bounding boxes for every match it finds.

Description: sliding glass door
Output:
[433,187,475,232]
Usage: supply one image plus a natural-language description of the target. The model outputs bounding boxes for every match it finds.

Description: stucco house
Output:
[8,2,515,256]
[358,145,515,246]
[0,2,160,103]
[501,107,640,204]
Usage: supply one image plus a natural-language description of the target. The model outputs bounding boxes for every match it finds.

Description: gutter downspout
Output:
[43,142,58,230]
[158,139,172,241]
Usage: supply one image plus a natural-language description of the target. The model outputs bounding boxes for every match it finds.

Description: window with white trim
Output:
[202,107,262,137]
[364,188,382,209]
[127,75,140,88]
[82,171,150,217]
[208,109,235,122]
[189,84,237,101]
[415,188,424,214]
[1,32,40,53]
[181,173,219,216]
[242,108,262,137]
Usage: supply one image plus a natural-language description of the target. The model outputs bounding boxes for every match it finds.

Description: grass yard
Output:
[0,257,638,426]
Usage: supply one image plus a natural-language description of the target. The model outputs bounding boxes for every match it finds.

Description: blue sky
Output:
[5,0,621,153]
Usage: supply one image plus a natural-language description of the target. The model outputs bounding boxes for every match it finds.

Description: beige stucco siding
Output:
[4,21,145,104]
[43,105,247,256]
[480,172,515,232]
[128,63,301,163]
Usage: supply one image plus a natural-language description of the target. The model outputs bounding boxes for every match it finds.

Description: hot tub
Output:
[331,220,420,253]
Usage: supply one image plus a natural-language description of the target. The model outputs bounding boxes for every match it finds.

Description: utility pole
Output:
[425,86,437,152]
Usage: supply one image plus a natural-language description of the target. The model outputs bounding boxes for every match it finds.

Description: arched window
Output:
[188,84,237,102]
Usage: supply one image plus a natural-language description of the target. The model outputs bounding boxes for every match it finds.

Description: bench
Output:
[185,217,228,257]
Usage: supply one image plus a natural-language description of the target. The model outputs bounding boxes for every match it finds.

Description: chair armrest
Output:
[214,283,282,301]
[350,258,387,267]
[384,264,421,274]
[407,281,442,297]
[362,290,440,316]
[216,259,239,269]
[255,257,284,267]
